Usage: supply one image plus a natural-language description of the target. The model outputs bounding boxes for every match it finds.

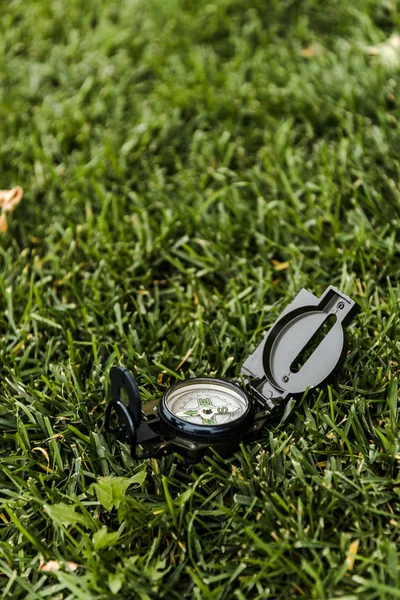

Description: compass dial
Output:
[163,379,249,426]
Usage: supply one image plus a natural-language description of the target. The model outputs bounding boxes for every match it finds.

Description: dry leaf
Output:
[176,348,193,370]
[48,433,64,440]
[365,33,400,67]
[0,215,8,232]
[39,560,61,573]
[39,556,79,573]
[177,541,186,552]
[32,447,50,466]
[272,260,291,271]
[0,186,23,212]
[345,539,360,571]
[300,42,325,58]
[0,186,23,232]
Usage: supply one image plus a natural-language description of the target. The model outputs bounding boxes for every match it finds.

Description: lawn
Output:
[1,0,400,598]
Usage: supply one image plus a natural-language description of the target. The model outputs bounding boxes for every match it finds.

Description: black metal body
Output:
[105,285,359,460]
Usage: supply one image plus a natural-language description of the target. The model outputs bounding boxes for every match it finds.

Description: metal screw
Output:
[337,302,345,310]
[282,375,289,383]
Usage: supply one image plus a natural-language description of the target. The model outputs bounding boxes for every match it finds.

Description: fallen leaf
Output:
[301,46,314,58]
[32,447,50,466]
[365,33,400,67]
[300,42,325,58]
[272,260,290,271]
[39,556,79,572]
[0,186,23,212]
[176,348,193,370]
[345,539,360,571]
[0,187,23,231]
[39,559,61,573]
[48,433,64,440]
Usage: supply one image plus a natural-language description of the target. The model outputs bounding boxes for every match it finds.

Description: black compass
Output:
[105,285,359,459]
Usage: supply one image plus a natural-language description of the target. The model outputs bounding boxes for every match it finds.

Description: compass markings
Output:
[169,385,247,425]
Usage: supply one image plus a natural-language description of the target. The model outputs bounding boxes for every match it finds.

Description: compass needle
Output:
[176,410,200,418]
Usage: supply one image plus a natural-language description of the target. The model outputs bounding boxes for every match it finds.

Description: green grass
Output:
[1,0,400,597]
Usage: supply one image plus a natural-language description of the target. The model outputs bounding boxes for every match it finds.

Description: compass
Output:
[105,285,359,459]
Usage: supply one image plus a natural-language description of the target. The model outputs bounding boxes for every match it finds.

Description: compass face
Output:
[164,379,249,426]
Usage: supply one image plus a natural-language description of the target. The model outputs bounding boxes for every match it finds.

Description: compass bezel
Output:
[158,377,253,442]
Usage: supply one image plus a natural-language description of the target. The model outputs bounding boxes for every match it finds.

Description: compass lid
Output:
[241,286,359,410]
[105,366,142,449]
